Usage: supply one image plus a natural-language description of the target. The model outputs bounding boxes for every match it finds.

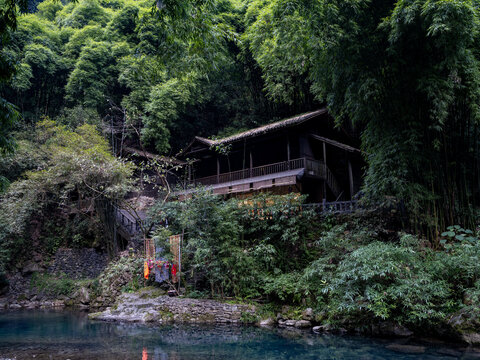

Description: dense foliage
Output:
[151,191,480,330]
[151,191,319,299]
[0,120,133,275]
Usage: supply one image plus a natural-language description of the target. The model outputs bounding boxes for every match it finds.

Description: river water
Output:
[0,310,478,359]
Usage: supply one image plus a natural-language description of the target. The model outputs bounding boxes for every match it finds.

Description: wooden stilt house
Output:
[178,109,363,202]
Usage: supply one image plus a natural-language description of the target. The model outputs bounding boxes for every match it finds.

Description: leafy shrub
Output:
[97,255,144,295]
[325,241,451,326]
[460,281,480,321]
[263,272,306,303]
[429,226,480,298]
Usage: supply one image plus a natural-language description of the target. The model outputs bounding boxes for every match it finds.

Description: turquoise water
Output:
[0,310,477,359]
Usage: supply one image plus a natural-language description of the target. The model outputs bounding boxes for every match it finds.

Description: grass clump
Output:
[30,273,75,297]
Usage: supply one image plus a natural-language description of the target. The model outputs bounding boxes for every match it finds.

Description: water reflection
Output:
[0,310,478,359]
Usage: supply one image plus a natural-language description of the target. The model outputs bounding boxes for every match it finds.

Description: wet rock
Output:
[25,302,39,309]
[447,308,480,344]
[52,300,65,307]
[302,308,314,321]
[371,322,413,337]
[312,324,333,333]
[294,320,312,328]
[385,344,426,354]
[259,318,275,327]
[461,333,480,345]
[40,301,52,308]
[285,320,296,327]
[437,348,464,357]
[9,303,21,309]
[75,286,90,305]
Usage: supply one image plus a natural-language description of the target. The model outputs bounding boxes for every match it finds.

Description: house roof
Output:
[123,146,185,164]
[310,135,360,153]
[179,108,328,156]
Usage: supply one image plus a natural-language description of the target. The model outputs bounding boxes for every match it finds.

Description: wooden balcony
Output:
[183,157,341,198]
[190,158,324,187]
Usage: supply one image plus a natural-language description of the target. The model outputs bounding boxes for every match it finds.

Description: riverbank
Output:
[3,283,480,353]
[3,276,480,349]
[85,288,478,349]
[0,286,413,336]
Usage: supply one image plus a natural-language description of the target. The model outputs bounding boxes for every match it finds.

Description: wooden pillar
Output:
[249,151,253,177]
[243,139,246,171]
[216,157,220,184]
[323,142,327,200]
[287,135,291,161]
[287,135,291,169]
[348,160,354,200]
[323,142,327,165]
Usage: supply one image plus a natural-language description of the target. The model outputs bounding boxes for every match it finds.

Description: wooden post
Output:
[178,229,184,295]
[323,141,327,166]
[287,135,291,169]
[249,151,253,177]
[243,139,246,172]
[348,160,354,200]
[216,157,220,184]
[323,142,327,200]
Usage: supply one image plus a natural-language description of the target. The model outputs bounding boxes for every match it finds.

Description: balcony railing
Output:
[303,200,360,213]
[190,158,324,186]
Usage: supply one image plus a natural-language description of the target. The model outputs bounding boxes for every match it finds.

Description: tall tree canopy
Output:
[1,0,303,155]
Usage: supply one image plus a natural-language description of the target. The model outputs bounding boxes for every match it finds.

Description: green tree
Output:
[36,0,63,21]
[65,40,129,110]
[107,3,139,41]
[59,0,110,28]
